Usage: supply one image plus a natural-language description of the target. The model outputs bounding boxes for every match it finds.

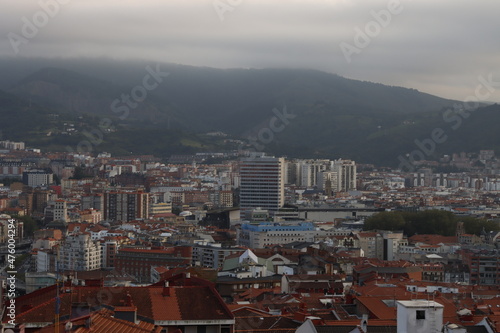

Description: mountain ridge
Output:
[1,58,498,166]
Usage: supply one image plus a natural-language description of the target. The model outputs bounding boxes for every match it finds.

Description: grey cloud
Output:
[1,0,499,101]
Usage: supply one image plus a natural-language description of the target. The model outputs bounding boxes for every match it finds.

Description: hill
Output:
[0,89,217,156]
[1,58,498,165]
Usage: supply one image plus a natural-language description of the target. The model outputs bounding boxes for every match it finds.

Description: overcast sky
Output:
[1,0,499,102]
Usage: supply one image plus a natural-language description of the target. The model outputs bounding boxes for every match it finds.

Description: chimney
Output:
[85,317,92,329]
[361,314,368,332]
[185,272,191,279]
[114,293,137,323]
[114,305,137,323]
[65,322,73,332]
[162,281,170,296]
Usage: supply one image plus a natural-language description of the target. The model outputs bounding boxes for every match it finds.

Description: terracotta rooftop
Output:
[34,308,162,333]
[3,285,233,326]
[233,308,301,333]
[409,234,458,245]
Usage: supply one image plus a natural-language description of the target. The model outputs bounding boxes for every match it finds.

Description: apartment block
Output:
[59,233,102,271]
[192,243,245,269]
[103,191,149,222]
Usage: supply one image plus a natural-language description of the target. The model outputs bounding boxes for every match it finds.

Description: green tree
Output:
[364,210,500,237]
[70,166,93,180]
[364,211,405,231]
[460,216,500,235]
[15,215,39,237]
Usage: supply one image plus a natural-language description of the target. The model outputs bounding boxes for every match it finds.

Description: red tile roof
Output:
[4,284,233,326]
[34,308,162,333]
[409,234,458,245]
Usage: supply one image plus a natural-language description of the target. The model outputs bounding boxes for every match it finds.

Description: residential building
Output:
[419,263,445,282]
[443,263,470,284]
[103,191,149,222]
[149,202,172,216]
[461,249,500,286]
[59,233,102,271]
[0,140,25,150]
[79,208,102,223]
[22,169,54,187]
[332,159,357,192]
[114,246,192,283]
[101,239,118,269]
[317,170,338,195]
[36,249,58,272]
[53,199,68,222]
[357,232,380,258]
[299,161,327,187]
[192,243,245,269]
[81,194,104,211]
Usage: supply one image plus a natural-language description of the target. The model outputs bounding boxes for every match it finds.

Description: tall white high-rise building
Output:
[332,159,357,192]
[317,171,338,194]
[239,156,285,219]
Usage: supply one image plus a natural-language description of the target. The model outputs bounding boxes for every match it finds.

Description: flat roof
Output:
[397,300,444,308]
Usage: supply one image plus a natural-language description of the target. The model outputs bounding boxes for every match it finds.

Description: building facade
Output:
[22,170,54,187]
[53,199,68,222]
[114,246,192,283]
[103,191,149,222]
[397,300,444,333]
[59,233,102,271]
[462,249,500,285]
[192,243,245,269]
[237,222,316,248]
[332,159,357,192]
[239,156,285,219]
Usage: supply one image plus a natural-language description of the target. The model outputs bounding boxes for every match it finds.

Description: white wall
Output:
[397,301,443,333]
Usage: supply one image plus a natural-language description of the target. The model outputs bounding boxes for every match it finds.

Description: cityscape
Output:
[0,140,499,332]
[2,0,500,332]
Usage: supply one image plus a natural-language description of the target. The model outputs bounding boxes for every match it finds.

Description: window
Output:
[416,310,425,320]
